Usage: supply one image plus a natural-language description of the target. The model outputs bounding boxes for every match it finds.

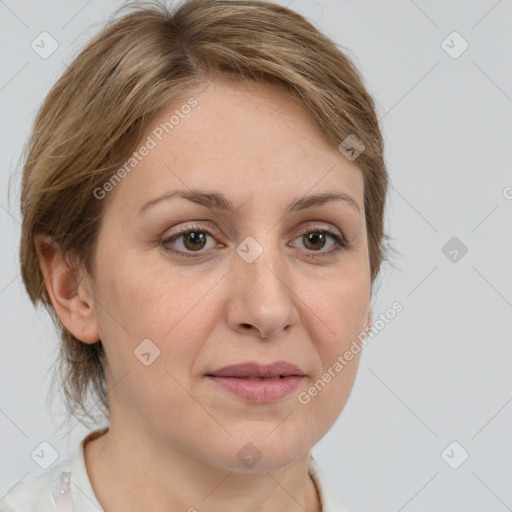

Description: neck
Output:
[84,422,321,512]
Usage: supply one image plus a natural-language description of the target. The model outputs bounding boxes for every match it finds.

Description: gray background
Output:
[1,0,511,510]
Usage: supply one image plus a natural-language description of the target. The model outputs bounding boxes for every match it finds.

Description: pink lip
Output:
[206,361,305,403]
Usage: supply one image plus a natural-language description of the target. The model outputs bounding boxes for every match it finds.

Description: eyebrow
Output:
[138,188,361,216]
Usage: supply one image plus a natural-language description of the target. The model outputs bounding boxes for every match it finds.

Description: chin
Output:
[211,425,314,473]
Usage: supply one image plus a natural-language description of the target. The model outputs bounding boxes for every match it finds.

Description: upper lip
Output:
[207,361,305,378]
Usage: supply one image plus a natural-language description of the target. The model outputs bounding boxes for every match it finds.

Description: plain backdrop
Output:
[1,1,511,510]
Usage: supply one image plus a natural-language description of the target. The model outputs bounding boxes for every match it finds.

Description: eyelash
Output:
[160,224,349,260]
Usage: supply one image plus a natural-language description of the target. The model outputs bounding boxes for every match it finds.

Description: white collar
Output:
[308,456,353,511]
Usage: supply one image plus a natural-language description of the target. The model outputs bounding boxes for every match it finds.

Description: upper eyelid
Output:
[163,221,220,238]
[163,220,343,238]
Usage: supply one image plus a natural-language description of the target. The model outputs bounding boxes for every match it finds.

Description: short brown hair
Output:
[19,0,390,426]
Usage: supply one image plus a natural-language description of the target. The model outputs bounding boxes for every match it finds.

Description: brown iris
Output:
[182,231,208,251]
[302,232,326,251]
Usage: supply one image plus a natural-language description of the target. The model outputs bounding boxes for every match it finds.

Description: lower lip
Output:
[207,375,304,403]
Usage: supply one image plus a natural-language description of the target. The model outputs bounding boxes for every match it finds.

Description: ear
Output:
[34,234,100,344]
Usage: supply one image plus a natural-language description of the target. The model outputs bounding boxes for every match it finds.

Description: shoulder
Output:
[0,427,107,512]
[0,458,73,511]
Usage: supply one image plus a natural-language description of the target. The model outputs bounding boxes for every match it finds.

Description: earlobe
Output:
[34,234,100,344]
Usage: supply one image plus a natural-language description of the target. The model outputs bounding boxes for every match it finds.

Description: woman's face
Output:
[87,80,372,470]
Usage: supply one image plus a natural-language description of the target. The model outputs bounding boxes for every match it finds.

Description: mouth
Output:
[207,361,305,378]
[230,376,287,380]
[206,361,305,403]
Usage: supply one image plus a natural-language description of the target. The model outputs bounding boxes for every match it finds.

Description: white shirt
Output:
[1,429,353,511]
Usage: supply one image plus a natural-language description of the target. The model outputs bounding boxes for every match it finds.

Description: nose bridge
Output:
[237,230,288,292]
[234,199,300,276]
[228,231,298,337]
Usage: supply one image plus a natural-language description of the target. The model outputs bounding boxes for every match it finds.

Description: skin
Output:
[36,79,373,512]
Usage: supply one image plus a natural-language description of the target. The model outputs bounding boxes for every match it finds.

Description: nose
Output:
[225,237,299,340]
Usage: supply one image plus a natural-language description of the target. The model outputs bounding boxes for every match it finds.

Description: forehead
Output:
[103,79,364,213]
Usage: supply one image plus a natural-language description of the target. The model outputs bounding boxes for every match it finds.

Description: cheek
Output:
[96,251,181,334]
[294,271,368,420]
[301,270,370,345]
[314,354,361,430]
[94,253,221,373]
[298,284,365,427]
[91,258,209,413]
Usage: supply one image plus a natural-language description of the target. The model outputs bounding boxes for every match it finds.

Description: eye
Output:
[161,224,219,258]
[161,224,349,259]
[291,227,348,259]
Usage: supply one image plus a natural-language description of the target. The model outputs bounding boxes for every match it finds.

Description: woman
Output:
[3,0,389,510]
